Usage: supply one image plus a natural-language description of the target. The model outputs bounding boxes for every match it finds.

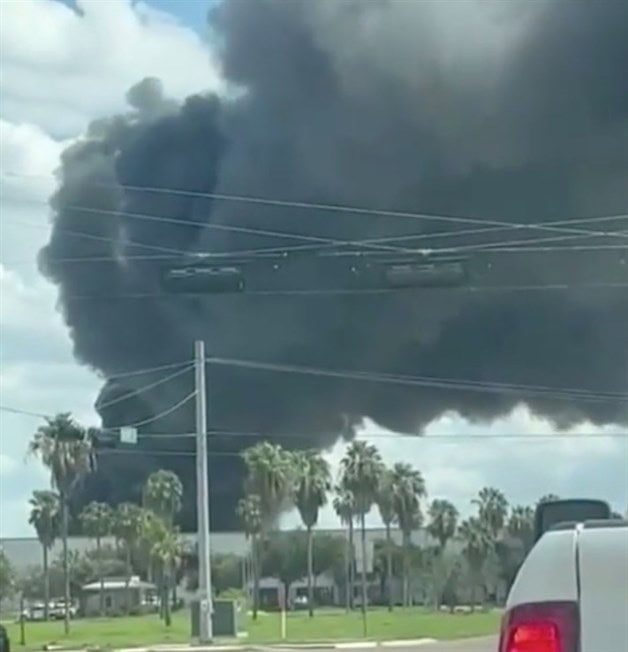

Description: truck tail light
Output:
[499,601,579,652]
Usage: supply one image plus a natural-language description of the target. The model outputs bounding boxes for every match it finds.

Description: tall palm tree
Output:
[391,463,426,607]
[79,502,113,617]
[28,490,60,620]
[144,515,182,627]
[143,469,183,528]
[458,516,492,611]
[507,505,535,553]
[375,468,396,611]
[293,450,331,617]
[112,502,144,614]
[473,487,509,543]
[236,494,262,619]
[427,499,459,552]
[332,485,355,611]
[241,442,294,530]
[29,413,95,634]
[143,470,183,603]
[340,441,384,617]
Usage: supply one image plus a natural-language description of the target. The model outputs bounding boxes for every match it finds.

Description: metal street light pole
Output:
[195,339,213,643]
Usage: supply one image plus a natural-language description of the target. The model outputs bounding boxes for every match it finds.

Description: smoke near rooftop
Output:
[39,0,628,529]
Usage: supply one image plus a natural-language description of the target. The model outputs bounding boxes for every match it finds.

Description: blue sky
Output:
[1,0,626,540]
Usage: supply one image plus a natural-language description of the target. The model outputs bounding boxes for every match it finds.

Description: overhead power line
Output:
[132,429,628,441]
[0,387,196,432]
[55,281,628,302]
[107,360,194,380]
[4,198,628,262]
[95,364,194,410]
[206,356,628,404]
[2,171,627,260]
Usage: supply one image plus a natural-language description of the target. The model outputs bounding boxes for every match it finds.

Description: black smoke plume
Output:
[40,0,628,530]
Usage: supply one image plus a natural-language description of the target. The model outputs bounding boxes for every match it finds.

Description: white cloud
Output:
[0,0,222,137]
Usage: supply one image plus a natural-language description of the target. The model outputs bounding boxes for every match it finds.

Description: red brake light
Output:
[499,601,579,652]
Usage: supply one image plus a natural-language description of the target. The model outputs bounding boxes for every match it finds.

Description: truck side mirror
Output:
[534,498,611,542]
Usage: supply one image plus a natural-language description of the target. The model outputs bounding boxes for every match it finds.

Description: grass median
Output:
[5,608,501,650]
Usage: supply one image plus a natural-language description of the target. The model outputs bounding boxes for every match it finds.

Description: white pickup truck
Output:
[499,500,628,652]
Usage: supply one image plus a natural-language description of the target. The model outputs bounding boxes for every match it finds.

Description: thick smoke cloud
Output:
[40,0,628,529]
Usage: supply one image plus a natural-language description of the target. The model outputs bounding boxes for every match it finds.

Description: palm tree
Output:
[28,490,60,620]
[143,470,183,603]
[112,502,144,614]
[79,502,113,617]
[427,499,459,552]
[29,413,95,634]
[458,516,492,611]
[144,515,182,627]
[340,441,384,617]
[332,485,355,611]
[236,494,262,619]
[391,463,426,607]
[375,468,396,611]
[241,442,294,529]
[293,450,331,617]
[473,487,509,543]
[143,470,183,528]
[507,505,535,553]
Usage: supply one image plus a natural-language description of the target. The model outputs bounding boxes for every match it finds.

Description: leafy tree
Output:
[375,468,396,611]
[236,494,262,619]
[79,501,113,617]
[242,442,294,530]
[261,532,307,606]
[28,490,60,619]
[537,493,560,505]
[0,547,15,606]
[458,517,492,611]
[332,485,355,611]
[473,487,509,543]
[293,450,331,616]
[392,463,426,606]
[212,554,244,595]
[112,502,145,614]
[143,470,183,528]
[29,413,95,634]
[427,499,459,552]
[340,441,384,616]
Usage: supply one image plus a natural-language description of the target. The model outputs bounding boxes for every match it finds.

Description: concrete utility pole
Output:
[195,339,213,643]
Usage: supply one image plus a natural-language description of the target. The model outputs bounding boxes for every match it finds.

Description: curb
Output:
[145,641,440,652]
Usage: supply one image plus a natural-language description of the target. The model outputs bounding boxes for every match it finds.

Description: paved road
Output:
[418,637,497,651]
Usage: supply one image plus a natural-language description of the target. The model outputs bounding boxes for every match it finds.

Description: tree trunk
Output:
[359,512,368,618]
[252,535,259,620]
[386,523,393,612]
[61,495,71,634]
[125,546,132,615]
[348,519,355,610]
[402,532,409,608]
[307,525,314,617]
[43,545,50,621]
[344,528,351,612]
[164,566,172,627]
[97,536,105,617]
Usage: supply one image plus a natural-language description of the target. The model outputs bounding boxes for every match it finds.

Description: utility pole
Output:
[195,340,213,643]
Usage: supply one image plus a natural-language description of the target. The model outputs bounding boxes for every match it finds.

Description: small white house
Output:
[80,576,158,617]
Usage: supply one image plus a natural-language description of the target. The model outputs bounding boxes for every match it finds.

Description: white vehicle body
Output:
[500,520,628,652]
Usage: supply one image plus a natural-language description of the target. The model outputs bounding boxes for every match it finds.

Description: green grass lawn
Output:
[4,608,500,650]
